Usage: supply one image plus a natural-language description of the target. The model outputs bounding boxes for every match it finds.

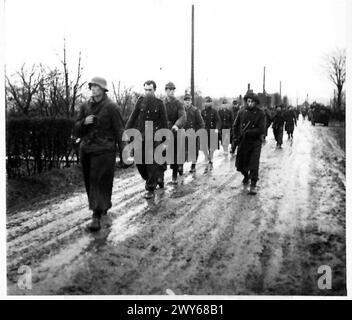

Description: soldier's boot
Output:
[208,161,213,171]
[242,173,250,185]
[248,182,257,195]
[189,163,196,173]
[143,190,154,199]
[101,209,108,216]
[88,210,102,232]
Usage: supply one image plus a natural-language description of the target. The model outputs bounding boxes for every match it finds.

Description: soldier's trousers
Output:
[219,127,231,150]
[273,126,284,145]
[80,150,116,214]
[185,136,200,164]
[236,141,262,184]
[136,141,163,192]
[137,164,161,191]
[170,131,184,172]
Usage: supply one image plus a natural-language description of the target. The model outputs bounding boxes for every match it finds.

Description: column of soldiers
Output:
[76,77,300,232]
[271,104,298,148]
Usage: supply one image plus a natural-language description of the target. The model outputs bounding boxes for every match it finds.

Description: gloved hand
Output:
[172,125,179,132]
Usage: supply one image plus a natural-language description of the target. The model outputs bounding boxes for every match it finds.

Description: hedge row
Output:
[6,118,79,178]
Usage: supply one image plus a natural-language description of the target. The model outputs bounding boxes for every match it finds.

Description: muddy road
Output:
[7,118,346,295]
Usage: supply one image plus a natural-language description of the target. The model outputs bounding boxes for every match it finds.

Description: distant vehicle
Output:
[310,103,331,126]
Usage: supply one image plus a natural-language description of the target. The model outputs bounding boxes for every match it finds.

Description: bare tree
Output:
[61,38,85,118]
[35,66,66,117]
[112,81,133,122]
[6,64,42,115]
[325,48,346,117]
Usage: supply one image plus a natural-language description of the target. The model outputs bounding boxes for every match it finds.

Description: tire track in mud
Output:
[251,123,313,295]
[7,152,233,291]
[29,148,268,295]
[7,120,346,295]
[48,158,239,295]
[299,125,346,295]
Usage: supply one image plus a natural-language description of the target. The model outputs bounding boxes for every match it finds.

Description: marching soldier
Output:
[233,90,266,195]
[262,105,272,143]
[272,104,285,148]
[218,99,234,154]
[201,96,221,172]
[284,105,297,140]
[164,82,186,184]
[125,80,168,199]
[230,99,241,155]
[75,77,124,231]
[183,93,205,173]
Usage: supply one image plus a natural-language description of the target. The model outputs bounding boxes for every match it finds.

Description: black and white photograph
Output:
[2,0,349,299]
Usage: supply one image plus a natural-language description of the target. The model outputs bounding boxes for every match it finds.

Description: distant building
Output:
[257,93,271,107]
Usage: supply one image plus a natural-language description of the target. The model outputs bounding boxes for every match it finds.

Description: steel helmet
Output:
[88,76,109,92]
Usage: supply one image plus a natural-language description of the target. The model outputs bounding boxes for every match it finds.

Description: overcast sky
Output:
[4,0,347,104]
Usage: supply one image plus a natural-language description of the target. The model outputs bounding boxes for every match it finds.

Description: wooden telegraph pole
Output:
[191,5,195,104]
[263,66,266,94]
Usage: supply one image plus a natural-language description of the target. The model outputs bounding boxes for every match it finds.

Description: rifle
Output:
[237,121,252,149]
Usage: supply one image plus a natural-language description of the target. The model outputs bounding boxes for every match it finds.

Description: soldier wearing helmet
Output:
[163,81,186,184]
[75,76,124,231]
[233,90,266,195]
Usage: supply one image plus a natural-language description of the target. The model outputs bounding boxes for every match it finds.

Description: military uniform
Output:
[184,103,205,165]
[201,104,221,151]
[272,109,285,147]
[125,95,168,192]
[284,109,297,139]
[218,106,234,151]
[262,106,272,141]
[75,94,124,217]
[164,95,186,178]
[233,93,266,189]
